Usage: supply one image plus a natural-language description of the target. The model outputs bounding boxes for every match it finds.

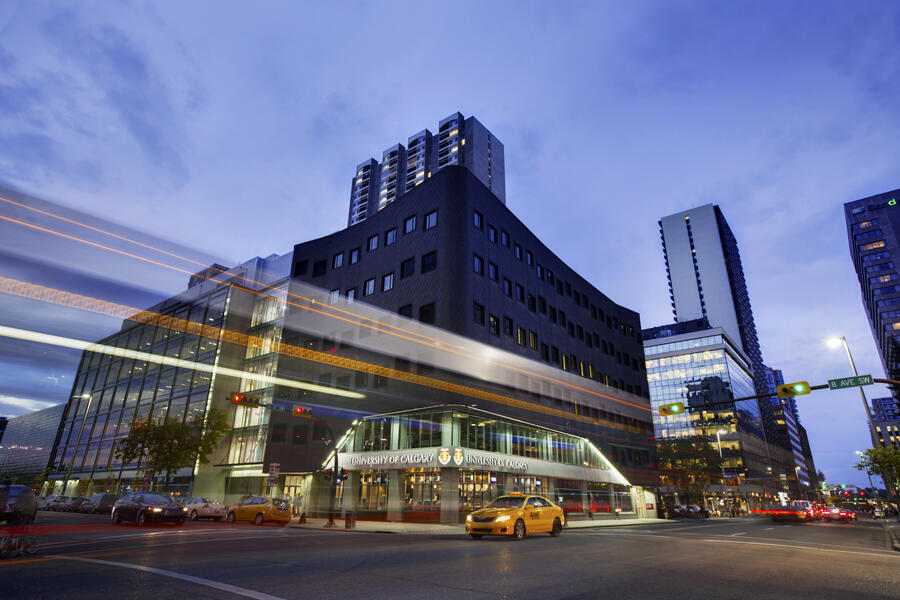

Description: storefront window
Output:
[403,468,441,521]
[458,469,500,514]
[358,470,389,513]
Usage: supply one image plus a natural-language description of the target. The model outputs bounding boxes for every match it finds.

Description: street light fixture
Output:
[825,336,877,443]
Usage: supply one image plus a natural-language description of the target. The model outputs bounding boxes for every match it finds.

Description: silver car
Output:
[181,497,226,521]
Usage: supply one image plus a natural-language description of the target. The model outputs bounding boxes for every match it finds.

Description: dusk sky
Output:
[1,1,899,487]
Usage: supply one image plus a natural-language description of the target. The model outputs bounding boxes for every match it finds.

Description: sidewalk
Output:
[290,516,672,535]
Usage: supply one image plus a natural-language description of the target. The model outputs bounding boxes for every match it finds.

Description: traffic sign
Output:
[827,374,874,390]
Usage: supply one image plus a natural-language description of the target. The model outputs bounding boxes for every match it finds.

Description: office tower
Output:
[843,188,900,386]
[871,397,900,449]
[347,111,505,226]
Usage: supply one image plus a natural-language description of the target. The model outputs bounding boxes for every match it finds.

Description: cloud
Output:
[0,394,59,417]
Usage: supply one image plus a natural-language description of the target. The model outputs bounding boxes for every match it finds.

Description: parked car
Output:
[181,497,226,521]
[111,493,187,526]
[81,493,117,514]
[226,496,291,525]
[872,507,886,520]
[0,484,38,524]
[47,496,70,511]
[62,497,88,512]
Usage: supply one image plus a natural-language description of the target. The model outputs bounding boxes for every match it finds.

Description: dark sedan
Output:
[0,484,38,524]
[111,493,187,526]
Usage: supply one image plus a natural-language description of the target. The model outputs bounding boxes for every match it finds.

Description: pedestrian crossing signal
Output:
[659,402,685,416]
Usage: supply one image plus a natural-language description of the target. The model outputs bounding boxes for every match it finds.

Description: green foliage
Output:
[855,446,900,500]
[656,436,724,505]
[115,408,231,490]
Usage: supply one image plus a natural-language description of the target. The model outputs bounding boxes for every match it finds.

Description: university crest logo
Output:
[453,448,464,466]
[438,448,451,465]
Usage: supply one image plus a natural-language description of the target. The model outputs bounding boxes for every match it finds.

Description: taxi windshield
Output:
[487,496,525,509]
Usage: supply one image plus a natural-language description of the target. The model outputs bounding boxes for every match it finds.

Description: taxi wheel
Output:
[226,511,235,523]
[469,534,483,540]
[254,513,264,526]
[551,518,562,537]
[513,519,526,540]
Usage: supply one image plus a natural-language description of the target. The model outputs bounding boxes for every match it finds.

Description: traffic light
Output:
[230,392,261,406]
[776,381,810,398]
[339,468,349,481]
[292,405,311,418]
[659,402,685,416]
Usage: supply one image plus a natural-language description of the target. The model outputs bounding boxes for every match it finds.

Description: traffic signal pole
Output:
[681,378,900,410]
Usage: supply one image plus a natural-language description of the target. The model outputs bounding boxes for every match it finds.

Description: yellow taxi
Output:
[466,493,565,540]
[226,496,292,526]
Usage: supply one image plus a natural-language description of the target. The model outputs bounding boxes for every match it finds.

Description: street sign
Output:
[827,374,874,390]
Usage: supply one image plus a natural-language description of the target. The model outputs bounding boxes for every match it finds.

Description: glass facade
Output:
[0,404,65,481]
[49,287,230,495]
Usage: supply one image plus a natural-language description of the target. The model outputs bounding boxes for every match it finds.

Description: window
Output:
[565,282,572,296]
[501,230,510,247]
[294,260,308,277]
[382,272,394,292]
[404,215,417,234]
[503,316,514,337]
[332,253,344,269]
[401,257,415,279]
[526,250,534,266]
[419,303,435,324]
[547,269,554,285]
[549,307,557,324]
[329,289,340,304]
[488,262,498,282]
[515,283,525,302]
[559,310,567,327]
[538,296,547,314]
[529,330,538,350]
[346,288,356,303]
[568,322,575,337]
[861,240,886,251]
[421,251,437,273]
[473,210,483,230]
[489,314,500,336]
[537,264,544,279]
[363,278,375,296]
[551,346,560,364]
[527,294,536,312]
[368,235,378,252]
[517,327,527,346]
[540,343,549,361]
[398,304,412,317]
[313,260,326,277]
[424,210,437,230]
[474,254,484,275]
[349,248,360,264]
[385,228,397,245]
[514,243,523,261]
[503,278,512,296]
[488,225,497,243]
[557,280,564,294]
[473,302,485,326]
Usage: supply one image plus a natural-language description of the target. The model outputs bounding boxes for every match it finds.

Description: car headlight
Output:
[495,515,510,522]
[466,514,472,522]
[182,506,188,512]
[151,507,163,513]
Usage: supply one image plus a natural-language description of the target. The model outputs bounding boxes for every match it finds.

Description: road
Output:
[1,512,898,599]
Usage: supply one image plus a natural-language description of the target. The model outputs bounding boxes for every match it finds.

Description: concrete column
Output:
[440,468,460,524]
[580,480,590,518]
[343,471,360,516]
[386,470,403,521]
[441,414,455,447]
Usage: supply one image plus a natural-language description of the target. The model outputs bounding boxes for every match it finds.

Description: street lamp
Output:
[855,449,879,507]
[825,336,877,443]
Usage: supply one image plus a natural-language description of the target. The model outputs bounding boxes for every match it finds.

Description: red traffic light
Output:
[230,392,260,406]
[292,405,311,418]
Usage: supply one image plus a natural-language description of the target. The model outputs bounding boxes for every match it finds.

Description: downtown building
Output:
[870,397,900,449]
[44,113,657,523]
[843,187,900,449]
[645,204,813,507]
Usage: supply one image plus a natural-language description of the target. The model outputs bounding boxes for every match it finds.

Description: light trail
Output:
[0,203,651,412]
[0,277,649,436]
[0,324,365,400]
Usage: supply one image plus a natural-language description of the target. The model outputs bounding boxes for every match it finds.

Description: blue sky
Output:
[1,1,899,486]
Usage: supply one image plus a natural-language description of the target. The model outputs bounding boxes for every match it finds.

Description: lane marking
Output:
[52,555,287,600]
[765,527,774,531]
[730,532,746,537]
[39,528,233,548]
[704,538,900,559]
[0,557,52,566]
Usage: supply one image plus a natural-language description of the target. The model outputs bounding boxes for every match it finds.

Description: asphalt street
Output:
[1,511,898,600]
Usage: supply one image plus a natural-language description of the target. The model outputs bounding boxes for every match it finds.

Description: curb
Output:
[887,524,900,551]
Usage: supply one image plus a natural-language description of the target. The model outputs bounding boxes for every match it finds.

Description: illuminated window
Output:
[861,240,886,251]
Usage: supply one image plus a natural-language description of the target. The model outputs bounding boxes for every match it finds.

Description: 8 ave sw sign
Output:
[827,374,874,390]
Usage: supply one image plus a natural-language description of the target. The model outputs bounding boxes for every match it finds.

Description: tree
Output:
[656,437,724,506]
[115,408,231,491]
[855,446,900,503]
